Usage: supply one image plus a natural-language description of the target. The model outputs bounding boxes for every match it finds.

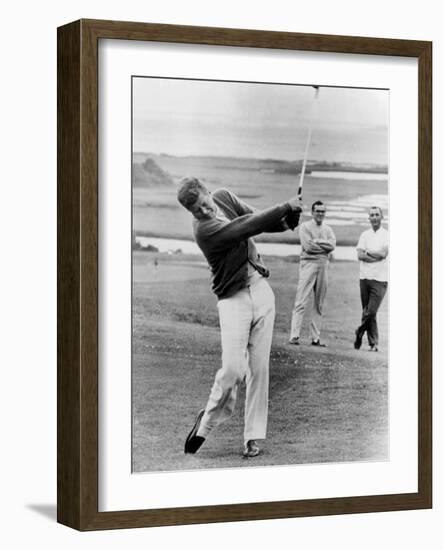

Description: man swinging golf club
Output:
[177,177,302,458]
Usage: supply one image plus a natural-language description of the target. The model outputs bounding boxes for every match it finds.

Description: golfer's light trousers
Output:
[197,273,275,442]
[290,259,329,341]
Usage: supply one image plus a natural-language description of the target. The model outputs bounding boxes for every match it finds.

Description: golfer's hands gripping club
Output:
[287,196,303,213]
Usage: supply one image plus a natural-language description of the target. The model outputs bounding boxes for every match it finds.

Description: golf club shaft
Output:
[298,86,320,198]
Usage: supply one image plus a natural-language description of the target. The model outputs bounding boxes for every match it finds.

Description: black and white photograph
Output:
[131,76,389,473]
[3,0,437,544]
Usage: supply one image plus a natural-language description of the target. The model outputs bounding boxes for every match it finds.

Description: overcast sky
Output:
[133,77,388,164]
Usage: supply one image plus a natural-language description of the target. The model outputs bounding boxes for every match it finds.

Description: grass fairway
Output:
[132,251,388,472]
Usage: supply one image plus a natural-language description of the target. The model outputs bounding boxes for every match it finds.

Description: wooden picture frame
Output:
[57,19,432,530]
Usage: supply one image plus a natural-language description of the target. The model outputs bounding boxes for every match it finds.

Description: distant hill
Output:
[133,152,387,176]
[260,158,387,175]
[133,157,174,187]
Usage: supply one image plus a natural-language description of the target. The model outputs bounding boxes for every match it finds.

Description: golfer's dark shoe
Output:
[369,345,379,352]
[184,409,206,454]
[311,339,326,347]
[243,440,260,458]
[354,329,362,350]
[288,337,300,345]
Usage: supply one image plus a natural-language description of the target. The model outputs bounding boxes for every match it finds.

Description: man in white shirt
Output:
[354,206,389,351]
[289,201,336,346]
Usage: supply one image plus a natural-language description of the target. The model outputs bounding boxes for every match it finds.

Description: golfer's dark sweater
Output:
[193,188,296,299]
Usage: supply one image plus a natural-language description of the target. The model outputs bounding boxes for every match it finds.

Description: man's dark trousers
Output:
[357,279,388,347]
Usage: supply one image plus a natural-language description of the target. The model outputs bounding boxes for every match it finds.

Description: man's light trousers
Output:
[197,274,275,442]
[290,259,329,341]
